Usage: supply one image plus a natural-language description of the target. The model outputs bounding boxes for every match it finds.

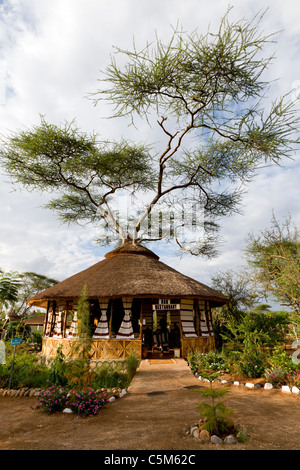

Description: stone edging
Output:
[194,372,300,395]
[0,387,127,400]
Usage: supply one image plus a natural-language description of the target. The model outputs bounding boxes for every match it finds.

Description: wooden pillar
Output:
[44,301,50,336]
[62,300,68,338]
[139,299,144,339]
[194,299,200,337]
[204,300,211,335]
[178,305,183,340]
[109,299,113,339]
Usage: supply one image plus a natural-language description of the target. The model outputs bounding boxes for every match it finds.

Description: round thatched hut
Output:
[28,239,228,360]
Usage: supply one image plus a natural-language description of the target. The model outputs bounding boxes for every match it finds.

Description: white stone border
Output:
[194,373,300,395]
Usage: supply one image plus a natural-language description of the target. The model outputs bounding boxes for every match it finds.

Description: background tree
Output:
[210,269,258,348]
[14,272,58,316]
[0,271,21,316]
[1,9,299,256]
[246,214,300,315]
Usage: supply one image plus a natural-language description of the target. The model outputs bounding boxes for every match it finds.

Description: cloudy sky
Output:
[0,0,299,306]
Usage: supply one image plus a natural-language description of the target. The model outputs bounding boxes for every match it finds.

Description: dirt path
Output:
[1,385,300,451]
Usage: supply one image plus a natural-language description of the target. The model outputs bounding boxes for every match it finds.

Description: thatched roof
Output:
[28,240,228,308]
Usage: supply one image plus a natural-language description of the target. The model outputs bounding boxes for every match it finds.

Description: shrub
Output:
[268,346,292,371]
[47,346,69,387]
[92,362,127,389]
[125,353,140,381]
[238,349,267,378]
[264,368,288,386]
[35,386,69,413]
[68,388,108,416]
[0,349,49,388]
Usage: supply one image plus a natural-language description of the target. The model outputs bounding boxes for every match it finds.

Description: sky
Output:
[0,0,299,309]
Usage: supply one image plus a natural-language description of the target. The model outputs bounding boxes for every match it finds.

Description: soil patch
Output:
[1,385,300,450]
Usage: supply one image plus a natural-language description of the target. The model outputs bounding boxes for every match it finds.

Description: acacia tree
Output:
[1,10,299,256]
[15,272,58,316]
[246,214,300,314]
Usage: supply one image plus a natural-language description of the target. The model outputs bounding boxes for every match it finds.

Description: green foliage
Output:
[92,362,127,389]
[0,271,21,312]
[71,285,93,361]
[221,310,289,353]
[47,346,69,387]
[238,349,268,378]
[27,330,43,351]
[187,350,227,373]
[0,349,49,389]
[246,214,300,314]
[125,353,140,381]
[194,372,236,437]
[1,10,299,255]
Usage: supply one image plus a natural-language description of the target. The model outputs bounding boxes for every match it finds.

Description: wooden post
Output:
[109,299,113,339]
[62,301,68,338]
[50,301,56,337]
[178,304,183,340]
[139,299,144,339]
[44,301,50,336]
[204,300,211,335]
[194,299,200,337]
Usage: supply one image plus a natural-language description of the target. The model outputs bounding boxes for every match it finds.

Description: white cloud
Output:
[0,0,299,301]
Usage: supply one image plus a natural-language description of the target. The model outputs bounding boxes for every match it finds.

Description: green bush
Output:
[92,362,128,389]
[264,368,287,385]
[125,353,140,381]
[0,348,49,388]
[238,349,267,378]
[35,386,69,413]
[68,388,108,416]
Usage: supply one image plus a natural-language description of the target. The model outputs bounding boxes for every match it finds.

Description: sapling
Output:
[194,372,236,436]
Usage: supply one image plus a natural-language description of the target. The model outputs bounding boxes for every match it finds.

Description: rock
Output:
[245,382,254,388]
[282,385,291,393]
[63,408,73,413]
[192,429,199,439]
[240,382,245,386]
[292,386,300,394]
[108,396,116,402]
[264,382,273,390]
[213,379,221,383]
[224,434,238,445]
[14,390,21,397]
[24,389,31,397]
[211,435,223,445]
[190,425,198,436]
[228,381,234,385]
[29,389,36,397]
[221,380,227,384]
[254,383,263,389]
[199,429,210,443]
[233,381,239,386]
[273,384,281,390]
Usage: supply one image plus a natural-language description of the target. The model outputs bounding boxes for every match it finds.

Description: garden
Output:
[187,309,300,389]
